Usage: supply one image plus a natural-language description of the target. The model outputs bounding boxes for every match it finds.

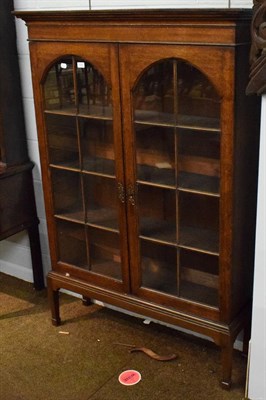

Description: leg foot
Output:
[47,281,61,326]
[82,296,92,306]
[220,341,233,390]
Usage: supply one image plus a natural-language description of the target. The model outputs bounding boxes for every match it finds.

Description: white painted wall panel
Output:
[91,0,229,9]
[27,140,42,181]
[18,55,34,99]
[36,0,90,10]
[15,18,29,55]
[22,99,38,141]
[91,0,199,9]
[229,0,253,8]
[13,0,37,10]
[5,231,30,247]
[33,181,46,221]
[0,239,40,280]
[248,96,266,400]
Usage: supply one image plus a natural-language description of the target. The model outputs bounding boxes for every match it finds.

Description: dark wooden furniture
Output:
[16,9,261,388]
[246,0,266,95]
[0,0,44,290]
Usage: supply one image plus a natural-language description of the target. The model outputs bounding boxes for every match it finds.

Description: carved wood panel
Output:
[246,0,266,95]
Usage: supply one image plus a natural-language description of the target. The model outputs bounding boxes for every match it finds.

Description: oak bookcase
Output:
[16,9,261,388]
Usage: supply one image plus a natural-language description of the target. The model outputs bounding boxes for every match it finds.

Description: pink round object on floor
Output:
[118,370,141,386]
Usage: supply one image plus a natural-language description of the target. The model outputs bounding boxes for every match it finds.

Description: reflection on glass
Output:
[80,118,115,175]
[136,124,175,186]
[84,175,119,230]
[179,249,219,306]
[179,192,219,253]
[76,60,112,117]
[51,169,84,222]
[178,129,220,194]
[138,184,176,244]
[88,227,121,280]
[133,59,221,129]
[177,62,220,129]
[133,58,221,304]
[134,59,174,125]
[56,219,87,267]
[141,240,177,294]
[46,114,79,168]
[43,57,113,118]
[43,57,123,281]
[44,59,75,112]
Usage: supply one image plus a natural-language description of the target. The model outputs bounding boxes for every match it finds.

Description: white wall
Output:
[2,1,265,399]
[248,96,266,400]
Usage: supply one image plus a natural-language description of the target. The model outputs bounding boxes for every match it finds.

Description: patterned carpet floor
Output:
[0,272,247,400]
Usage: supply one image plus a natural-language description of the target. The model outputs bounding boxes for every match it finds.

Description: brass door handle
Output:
[127,184,136,206]
[117,182,125,203]
[117,183,137,206]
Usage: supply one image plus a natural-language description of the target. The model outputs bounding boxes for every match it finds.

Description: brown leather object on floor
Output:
[130,346,177,361]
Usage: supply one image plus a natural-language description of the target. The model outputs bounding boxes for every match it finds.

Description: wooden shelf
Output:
[44,105,113,120]
[82,157,115,177]
[137,167,220,195]
[141,256,219,307]
[55,209,120,233]
[179,172,220,196]
[89,260,121,280]
[86,207,119,231]
[179,226,219,255]
[135,110,220,131]
[78,104,113,119]
[44,107,77,116]
[140,218,177,245]
[50,162,80,171]
[137,165,175,188]
[54,210,84,224]
[180,281,218,307]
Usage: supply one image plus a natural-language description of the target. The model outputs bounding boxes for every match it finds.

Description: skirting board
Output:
[0,259,34,283]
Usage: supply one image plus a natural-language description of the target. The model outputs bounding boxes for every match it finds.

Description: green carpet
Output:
[0,272,247,400]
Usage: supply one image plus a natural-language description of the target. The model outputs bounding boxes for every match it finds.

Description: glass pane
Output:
[178,129,220,194]
[136,124,175,187]
[179,249,219,306]
[56,220,87,267]
[141,240,177,295]
[45,114,79,168]
[80,118,115,175]
[179,192,219,254]
[138,184,176,244]
[51,169,84,222]
[133,58,221,303]
[76,60,112,118]
[133,59,175,125]
[44,58,75,113]
[177,61,220,129]
[84,175,119,230]
[88,227,121,280]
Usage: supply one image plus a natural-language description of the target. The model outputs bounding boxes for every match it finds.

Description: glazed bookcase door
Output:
[120,45,227,316]
[39,46,129,291]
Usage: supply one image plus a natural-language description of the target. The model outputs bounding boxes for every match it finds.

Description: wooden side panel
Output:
[231,44,261,320]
